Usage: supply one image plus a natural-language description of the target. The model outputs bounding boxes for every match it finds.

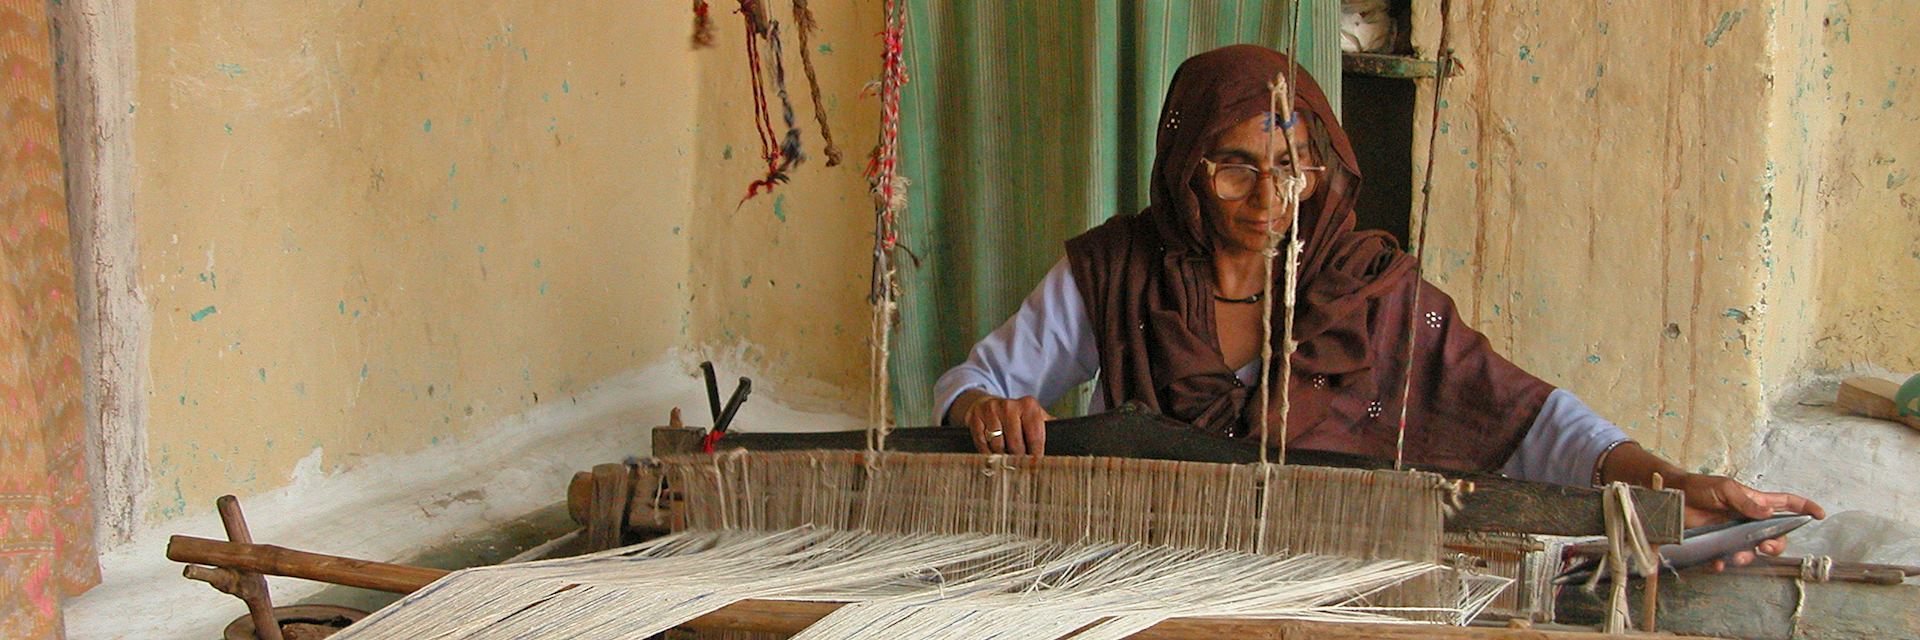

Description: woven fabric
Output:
[0,0,101,637]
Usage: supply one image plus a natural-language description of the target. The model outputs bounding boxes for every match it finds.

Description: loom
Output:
[150,0,1833,637]
[325,448,1507,639]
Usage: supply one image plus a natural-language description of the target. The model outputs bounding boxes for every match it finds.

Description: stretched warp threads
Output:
[1444,532,1566,622]
[1394,0,1457,471]
[865,0,909,445]
[672,450,1484,624]
[691,0,716,48]
[332,454,1505,639]
[334,528,1500,640]
[791,0,843,166]
[670,451,1451,563]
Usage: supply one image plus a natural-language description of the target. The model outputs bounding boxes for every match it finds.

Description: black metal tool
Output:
[1554,513,1815,585]
[713,377,751,435]
[696,361,752,453]
[700,361,724,425]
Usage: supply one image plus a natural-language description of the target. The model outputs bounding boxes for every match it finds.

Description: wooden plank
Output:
[636,409,1686,543]
[1446,477,1682,542]
[1837,376,1920,431]
[169,535,1718,639]
[1343,52,1443,78]
[683,598,1722,639]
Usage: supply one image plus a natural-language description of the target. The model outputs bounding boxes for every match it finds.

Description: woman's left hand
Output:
[1666,473,1827,570]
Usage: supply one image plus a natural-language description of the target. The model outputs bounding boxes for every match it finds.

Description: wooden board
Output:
[1837,377,1920,431]
[635,408,1685,543]
[682,598,1722,639]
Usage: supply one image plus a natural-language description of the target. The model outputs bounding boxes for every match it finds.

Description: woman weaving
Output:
[935,45,1820,567]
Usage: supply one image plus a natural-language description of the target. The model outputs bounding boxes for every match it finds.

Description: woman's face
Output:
[1197,112,1322,255]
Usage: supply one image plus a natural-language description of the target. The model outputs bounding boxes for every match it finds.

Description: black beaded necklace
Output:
[1213,291,1265,304]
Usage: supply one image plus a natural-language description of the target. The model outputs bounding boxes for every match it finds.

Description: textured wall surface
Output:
[1415,1,1778,472]
[135,3,698,518]
[1414,1,1918,472]
[98,0,1920,527]
[52,0,145,546]
[1767,0,1920,381]
[688,0,883,415]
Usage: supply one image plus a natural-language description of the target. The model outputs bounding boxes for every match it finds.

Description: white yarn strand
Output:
[338,528,1503,640]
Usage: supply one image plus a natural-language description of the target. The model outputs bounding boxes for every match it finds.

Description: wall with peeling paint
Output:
[1413,1,1918,473]
[686,0,883,415]
[1765,0,1920,383]
[134,4,698,518]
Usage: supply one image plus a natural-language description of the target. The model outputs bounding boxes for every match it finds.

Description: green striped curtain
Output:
[893,0,1342,426]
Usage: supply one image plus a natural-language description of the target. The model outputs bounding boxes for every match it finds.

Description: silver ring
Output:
[988,429,1004,438]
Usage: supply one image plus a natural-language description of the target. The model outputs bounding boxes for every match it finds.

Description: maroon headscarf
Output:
[1065,45,1553,472]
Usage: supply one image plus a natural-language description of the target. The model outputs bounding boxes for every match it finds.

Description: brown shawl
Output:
[1065,45,1553,472]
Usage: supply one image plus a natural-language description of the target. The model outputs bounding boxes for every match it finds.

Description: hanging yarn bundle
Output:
[736,0,805,202]
[864,0,909,443]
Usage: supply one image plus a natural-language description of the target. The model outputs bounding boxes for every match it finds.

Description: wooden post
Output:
[213,496,283,640]
[586,463,634,551]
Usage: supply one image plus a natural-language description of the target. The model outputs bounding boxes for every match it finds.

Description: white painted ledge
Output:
[1746,379,1920,564]
[63,355,863,639]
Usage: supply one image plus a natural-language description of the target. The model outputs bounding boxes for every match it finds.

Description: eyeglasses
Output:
[1201,158,1327,201]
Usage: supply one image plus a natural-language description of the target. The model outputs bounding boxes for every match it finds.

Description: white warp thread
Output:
[334,527,1510,639]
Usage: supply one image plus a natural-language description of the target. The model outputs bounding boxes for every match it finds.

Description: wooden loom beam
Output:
[628,408,1687,543]
[165,535,1717,639]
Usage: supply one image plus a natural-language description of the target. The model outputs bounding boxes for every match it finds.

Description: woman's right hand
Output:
[952,391,1052,455]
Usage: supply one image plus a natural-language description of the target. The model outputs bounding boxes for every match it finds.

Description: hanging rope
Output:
[865,0,910,449]
[736,0,785,201]
[1258,1,1312,472]
[792,0,844,166]
[769,21,807,172]
[1584,482,1659,634]
[1394,0,1456,471]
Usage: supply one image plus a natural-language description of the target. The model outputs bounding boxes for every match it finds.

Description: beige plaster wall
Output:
[687,0,883,415]
[1414,1,1779,472]
[1764,0,1920,382]
[135,3,697,518]
[1416,0,1919,472]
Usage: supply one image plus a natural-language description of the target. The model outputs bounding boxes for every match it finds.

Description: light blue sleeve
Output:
[1500,389,1632,487]
[932,258,1101,424]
